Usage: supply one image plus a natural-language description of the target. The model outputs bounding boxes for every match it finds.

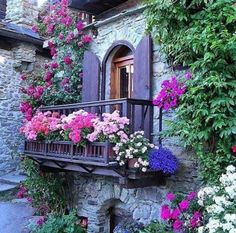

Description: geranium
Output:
[166,193,175,201]
[148,147,178,174]
[232,145,236,153]
[76,21,84,31]
[61,110,96,144]
[64,56,72,65]
[153,76,185,110]
[20,111,61,140]
[87,110,130,144]
[197,165,236,233]
[81,35,92,43]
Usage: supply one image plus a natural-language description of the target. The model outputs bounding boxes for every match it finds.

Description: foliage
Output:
[197,165,236,232]
[22,158,66,215]
[113,131,155,172]
[30,210,85,233]
[113,220,144,233]
[140,221,172,233]
[145,0,236,183]
[20,0,92,120]
[148,148,179,174]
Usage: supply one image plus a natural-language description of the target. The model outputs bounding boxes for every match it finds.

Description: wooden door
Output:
[110,55,134,99]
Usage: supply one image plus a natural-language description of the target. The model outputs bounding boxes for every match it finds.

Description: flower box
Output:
[24,140,116,164]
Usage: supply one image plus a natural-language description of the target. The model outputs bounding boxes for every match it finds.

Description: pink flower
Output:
[179,200,189,211]
[17,191,24,199]
[166,193,175,201]
[48,41,54,48]
[187,191,196,200]
[31,25,39,33]
[66,32,74,43]
[60,15,72,26]
[58,33,64,40]
[64,56,72,65]
[44,71,53,82]
[50,47,57,57]
[33,86,44,100]
[20,74,26,80]
[76,21,84,31]
[27,197,32,203]
[171,208,181,219]
[36,217,45,226]
[160,205,171,220]
[173,219,183,230]
[81,35,92,43]
[51,62,58,69]
[232,145,236,153]
[77,41,84,48]
[185,72,192,80]
[47,24,55,34]
[61,77,70,87]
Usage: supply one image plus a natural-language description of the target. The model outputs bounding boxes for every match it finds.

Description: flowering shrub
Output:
[20,111,61,140]
[197,165,236,233]
[232,145,236,154]
[61,110,96,145]
[20,0,92,121]
[160,191,202,232]
[113,131,155,171]
[153,76,186,111]
[148,148,179,174]
[87,110,130,144]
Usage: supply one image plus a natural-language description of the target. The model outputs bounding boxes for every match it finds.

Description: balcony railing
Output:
[23,98,165,187]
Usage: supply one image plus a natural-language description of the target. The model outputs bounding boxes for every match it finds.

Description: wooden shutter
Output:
[132,35,153,139]
[133,35,152,99]
[82,51,100,102]
[0,0,6,20]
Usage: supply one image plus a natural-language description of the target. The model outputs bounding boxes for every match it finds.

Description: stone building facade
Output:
[0,0,48,176]
[71,1,199,232]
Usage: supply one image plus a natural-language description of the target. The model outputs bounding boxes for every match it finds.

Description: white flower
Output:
[138,158,143,163]
[206,204,224,214]
[149,144,155,148]
[226,165,236,173]
[136,142,142,147]
[141,147,147,153]
[229,229,236,233]
[116,156,120,161]
[142,167,147,172]
[198,226,204,233]
[222,222,234,232]
[134,162,140,168]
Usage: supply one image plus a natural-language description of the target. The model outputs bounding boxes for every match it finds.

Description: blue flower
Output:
[148,148,179,174]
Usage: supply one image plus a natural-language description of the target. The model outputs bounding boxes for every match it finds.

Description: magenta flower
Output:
[76,21,84,31]
[160,205,171,220]
[58,33,64,40]
[185,72,192,80]
[44,71,53,82]
[81,35,92,43]
[187,191,196,200]
[166,193,175,201]
[31,25,39,33]
[51,62,58,69]
[36,217,46,226]
[179,200,190,211]
[64,56,72,65]
[171,208,181,219]
[20,74,26,80]
[173,219,183,230]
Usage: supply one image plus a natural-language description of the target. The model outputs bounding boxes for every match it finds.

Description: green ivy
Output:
[22,158,66,215]
[30,210,85,233]
[145,0,236,183]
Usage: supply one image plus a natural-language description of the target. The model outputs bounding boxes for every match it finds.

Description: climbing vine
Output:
[145,0,236,183]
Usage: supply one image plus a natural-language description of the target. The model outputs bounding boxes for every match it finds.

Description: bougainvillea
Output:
[153,76,186,111]
[148,147,179,174]
[20,0,92,120]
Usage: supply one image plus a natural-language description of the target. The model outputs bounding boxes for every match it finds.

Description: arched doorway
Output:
[110,46,134,99]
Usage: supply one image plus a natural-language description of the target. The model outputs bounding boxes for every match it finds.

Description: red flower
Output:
[64,56,72,65]
[232,145,236,153]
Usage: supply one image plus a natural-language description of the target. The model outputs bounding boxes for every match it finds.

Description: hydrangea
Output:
[148,148,178,174]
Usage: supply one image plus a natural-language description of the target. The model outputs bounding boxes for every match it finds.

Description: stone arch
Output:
[101,40,135,100]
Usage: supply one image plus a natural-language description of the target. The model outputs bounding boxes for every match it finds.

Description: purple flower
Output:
[187,191,196,200]
[179,200,189,211]
[185,72,192,80]
[148,148,179,174]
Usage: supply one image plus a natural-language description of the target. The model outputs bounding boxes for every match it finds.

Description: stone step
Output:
[0,173,27,185]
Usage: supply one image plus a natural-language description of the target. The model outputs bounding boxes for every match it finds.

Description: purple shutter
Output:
[133,35,152,99]
[82,51,100,102]
[133,36,153,139]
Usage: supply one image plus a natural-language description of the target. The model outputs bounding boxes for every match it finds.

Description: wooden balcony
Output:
[24,98,165,188]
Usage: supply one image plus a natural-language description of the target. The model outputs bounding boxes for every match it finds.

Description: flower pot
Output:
[128,158,138,169]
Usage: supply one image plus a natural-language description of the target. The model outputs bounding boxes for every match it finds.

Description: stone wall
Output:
[72,1,199,232]
[0,42,46,176]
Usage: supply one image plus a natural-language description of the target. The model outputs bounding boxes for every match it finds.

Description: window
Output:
[110,47,134,99]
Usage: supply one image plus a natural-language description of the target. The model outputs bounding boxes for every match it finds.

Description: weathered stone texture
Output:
[0,44,46,176]
[6,0,38,27]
